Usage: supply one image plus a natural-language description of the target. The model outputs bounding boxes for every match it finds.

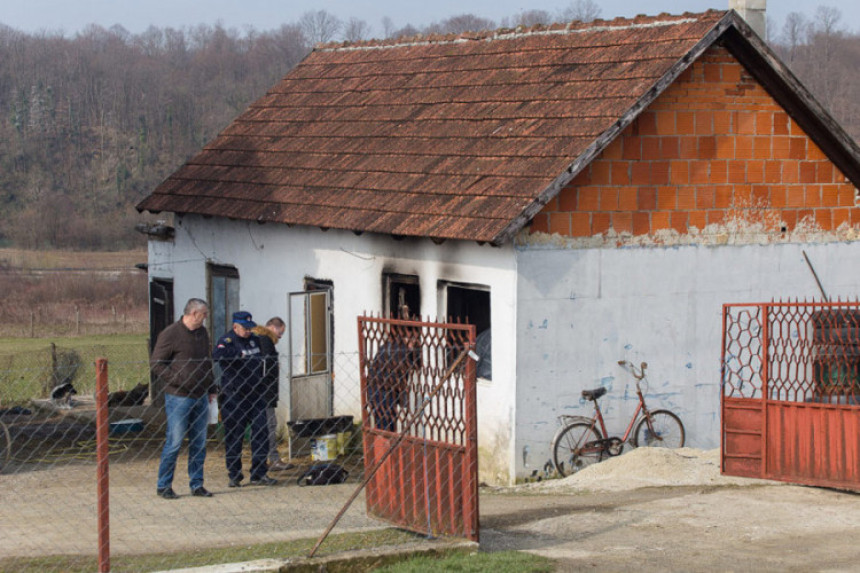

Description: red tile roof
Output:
[137,10,860,245]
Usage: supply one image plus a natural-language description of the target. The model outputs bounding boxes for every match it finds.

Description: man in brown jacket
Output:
[151,298,216,499]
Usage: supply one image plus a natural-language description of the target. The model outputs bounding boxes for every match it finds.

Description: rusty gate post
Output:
[96,358,110,573]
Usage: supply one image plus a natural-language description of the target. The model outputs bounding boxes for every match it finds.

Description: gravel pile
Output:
[525,447,775,493]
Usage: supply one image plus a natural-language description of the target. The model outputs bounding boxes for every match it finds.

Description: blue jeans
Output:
[221,393,269,481]
[157,393,210,490]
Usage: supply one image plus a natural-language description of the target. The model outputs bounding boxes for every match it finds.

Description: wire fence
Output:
[0,338,476,572]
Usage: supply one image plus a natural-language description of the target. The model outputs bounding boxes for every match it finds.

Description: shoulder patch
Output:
[225,337,232,343]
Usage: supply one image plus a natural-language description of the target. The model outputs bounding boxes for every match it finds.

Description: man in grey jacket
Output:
[151,298,216,499]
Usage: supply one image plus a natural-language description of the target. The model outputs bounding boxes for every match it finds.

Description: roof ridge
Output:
[318,10,728,53]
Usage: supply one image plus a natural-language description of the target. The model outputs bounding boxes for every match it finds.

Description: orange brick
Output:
[631,163,650,185]
[677,187,696,210]
[600,188,620,211]
[592,212,611,235]
[772,137,790,159]
[707,210,726,225]
[783,162,799,184]
[549,212,571,235]
[755,112,772,135]
[821,184,839,207]
[815,208,833,230]
[611,162,631,185]
[530,213,550,233]
[623,137,642,160]
[695,111,713,135]
[651,162,670,185]
[661,137,680,159]
[698,136,716,159]
[734,184,753,204]
[546,196,560,211]
[656,111,675,135]
[722,62,741,83]
[690,161,710,184]
[632,212,650,235]
[736,112,755,135]
[781,210,798,230]
[711,161,727,184]
[770,186,787,208]
[676,112,695,135]
[735,136,753,158]
[688,210,707,230]
[679,137,698,159]
[837,185,856,207]
[753,137,771,159]
[670,161,689,185]
[752,185,769,204]
[670,211,689,233]
[797,208,814,224]
[773,113,789,135]
[602,139,623,160]
[786,186,804,207]
[816,162,834,183]
[764,161,781,183]
[704,61,721,83]
[747,160,764,183]
[651,211,671,231]
[571,212,591,237]
[713,111,732,134]
[697,187,716,209]
[789,138,806,160]
[657,186,677,210]
[578,187,600,211]
[611,212,633,233]
[619,187,638,210]
[642,138,661,160]
[799,163,816,183]
[808,141,826,161]
[728,161,746,183]
[716,136,734,159]
[591,161,611,184]
[832,207,851,228]
[805,185,822,207]
[571,168,592,187]
[558,187,578,211]
[788,117,803,136]
[638,187,657,210]
[638,112,657,135]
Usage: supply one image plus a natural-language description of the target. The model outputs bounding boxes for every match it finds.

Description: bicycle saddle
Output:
[581,387,607,401]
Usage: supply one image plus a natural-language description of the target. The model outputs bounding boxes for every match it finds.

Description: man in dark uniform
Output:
[213,311,277,487]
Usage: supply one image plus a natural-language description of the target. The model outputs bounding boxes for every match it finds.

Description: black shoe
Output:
[228,473,244,488]
[157,487,178,500]
[191,487,213,497]
[249,475,278,486]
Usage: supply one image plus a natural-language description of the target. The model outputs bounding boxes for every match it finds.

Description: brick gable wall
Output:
[528,46,860,243]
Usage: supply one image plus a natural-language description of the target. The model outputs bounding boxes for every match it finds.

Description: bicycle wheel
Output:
[552,422,603,477]
[0,421,10,473]
[633,410,685,448]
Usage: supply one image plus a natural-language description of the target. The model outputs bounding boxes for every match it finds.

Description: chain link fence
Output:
[0,335,476,572]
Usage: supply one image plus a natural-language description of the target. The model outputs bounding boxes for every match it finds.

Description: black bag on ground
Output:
[297,463,348,486]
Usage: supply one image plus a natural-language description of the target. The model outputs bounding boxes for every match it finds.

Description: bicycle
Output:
[551,360,685,476]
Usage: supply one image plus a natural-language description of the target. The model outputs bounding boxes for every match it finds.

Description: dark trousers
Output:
[221,392,269,481]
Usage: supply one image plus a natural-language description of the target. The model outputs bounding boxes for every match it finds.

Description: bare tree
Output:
[299,10,342,46]
[559,0,602,23]
[381,17,396,39]
[343,17,371,43]
[781,12,809,62]
[426,14,495,35]
[515,10,553,27]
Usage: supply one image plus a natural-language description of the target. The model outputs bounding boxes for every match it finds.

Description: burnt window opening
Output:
[208,264,239,340]
[385,274,420,319]
[445,283,491,380]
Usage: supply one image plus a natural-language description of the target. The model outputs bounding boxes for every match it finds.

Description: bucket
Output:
[109,418,144,435]
[336,430,352,455]
[311,434,338,461]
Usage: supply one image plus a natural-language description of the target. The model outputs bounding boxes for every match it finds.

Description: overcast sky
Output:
[2,1,858,39]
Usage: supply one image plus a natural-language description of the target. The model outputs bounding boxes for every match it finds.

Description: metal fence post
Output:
[96,358,110,573]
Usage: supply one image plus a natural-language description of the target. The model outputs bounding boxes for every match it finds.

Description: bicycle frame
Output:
[589,361,652,442]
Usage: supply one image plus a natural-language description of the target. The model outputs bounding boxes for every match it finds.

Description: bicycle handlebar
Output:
[618,359,647,380]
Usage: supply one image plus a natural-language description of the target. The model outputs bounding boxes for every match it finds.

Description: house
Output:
[137,9,860,484]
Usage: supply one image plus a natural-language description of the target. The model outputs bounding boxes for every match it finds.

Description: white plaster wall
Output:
[147,215,520,483]
[514,241,860,477]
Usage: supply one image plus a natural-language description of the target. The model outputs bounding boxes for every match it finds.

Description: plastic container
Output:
[310,434,338,461]
[109,418,143,435]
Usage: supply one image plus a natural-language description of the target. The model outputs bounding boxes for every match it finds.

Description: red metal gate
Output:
[358,316,478,541]
[721,301,860,490]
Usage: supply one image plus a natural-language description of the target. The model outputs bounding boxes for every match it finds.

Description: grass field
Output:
[0,334,149,404]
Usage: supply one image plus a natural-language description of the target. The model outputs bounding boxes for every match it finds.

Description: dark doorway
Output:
[385,274,420,319]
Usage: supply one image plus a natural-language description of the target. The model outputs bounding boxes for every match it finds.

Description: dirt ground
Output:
[480,448,860,572]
